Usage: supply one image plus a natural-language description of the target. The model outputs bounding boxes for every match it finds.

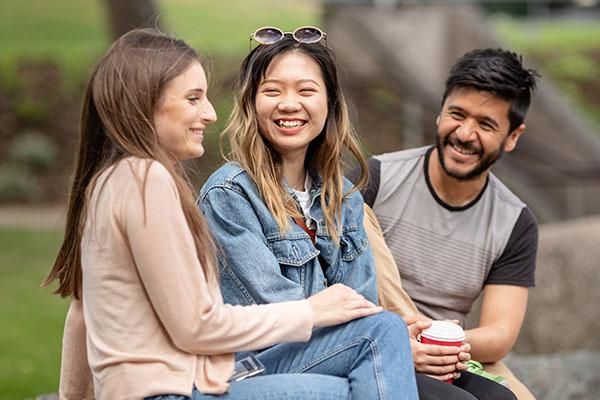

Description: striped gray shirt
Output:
[351,146,537,325]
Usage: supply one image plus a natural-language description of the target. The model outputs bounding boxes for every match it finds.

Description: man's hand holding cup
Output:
[406,317,470,382]
[419,320,469,383]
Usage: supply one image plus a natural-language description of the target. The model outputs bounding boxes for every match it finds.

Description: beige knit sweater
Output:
[59,158,313,400]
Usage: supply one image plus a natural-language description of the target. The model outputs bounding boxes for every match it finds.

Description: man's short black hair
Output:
[442,48,540,132]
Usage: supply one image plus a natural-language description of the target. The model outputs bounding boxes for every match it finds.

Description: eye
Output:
[449,111,464,120]
[479,121,497,132]
[299,87,318,96]
[187,96,200,104]
[262,88,280,96]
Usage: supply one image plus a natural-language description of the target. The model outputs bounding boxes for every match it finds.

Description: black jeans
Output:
[417,371,517,400]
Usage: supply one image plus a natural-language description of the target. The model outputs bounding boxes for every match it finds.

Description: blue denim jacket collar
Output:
[199,162,378,306]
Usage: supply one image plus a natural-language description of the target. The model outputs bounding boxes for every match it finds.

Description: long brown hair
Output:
[224,37,368,242]
[43,28,217,299]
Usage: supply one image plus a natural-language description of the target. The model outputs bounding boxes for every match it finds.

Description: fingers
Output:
[420,363,458,377]
[350,306,383,319]
[411,340,467,376]
[427,354,462,366]
[407,318,432,339]
[420,342,463,356]
[455,361,469,371]
[357,298,378,309]
[417,358,461,378]
[457,350,471,362]
[311,284,383,327]
[404,313,429,326]
[426,372,456,382]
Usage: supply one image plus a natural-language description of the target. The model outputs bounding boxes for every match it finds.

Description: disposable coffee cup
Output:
[420,320,465,384]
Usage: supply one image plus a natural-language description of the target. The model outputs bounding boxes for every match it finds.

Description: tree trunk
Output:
[103,0,162,40]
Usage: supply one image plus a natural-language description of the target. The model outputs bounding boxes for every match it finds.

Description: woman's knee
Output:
[356,311,407,334]
[347,311,410,349]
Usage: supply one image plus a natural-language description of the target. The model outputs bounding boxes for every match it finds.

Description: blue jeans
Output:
[146,374,349,400]
[256,311,417,399]
[148,312,417,400]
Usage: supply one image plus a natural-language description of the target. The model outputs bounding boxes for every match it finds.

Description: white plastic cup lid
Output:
[421,320,465,342]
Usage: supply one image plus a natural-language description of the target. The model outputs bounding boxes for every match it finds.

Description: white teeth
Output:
[451,143,476,155]
[277,120,304,128]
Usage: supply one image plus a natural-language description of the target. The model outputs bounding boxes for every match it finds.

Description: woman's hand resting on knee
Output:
[308,283,383,328]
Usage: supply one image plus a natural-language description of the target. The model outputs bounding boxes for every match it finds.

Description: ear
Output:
[504,124,526,153]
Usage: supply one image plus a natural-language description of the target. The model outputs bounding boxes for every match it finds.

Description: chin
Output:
[444,163,485,181]
[178,148,205,161]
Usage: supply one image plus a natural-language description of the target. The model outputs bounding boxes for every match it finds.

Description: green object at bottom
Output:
[467,360,509,387]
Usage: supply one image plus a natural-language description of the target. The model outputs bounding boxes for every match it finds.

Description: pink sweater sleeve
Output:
[120,161,314,354]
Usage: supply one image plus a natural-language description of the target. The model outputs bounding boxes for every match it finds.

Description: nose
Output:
[201,99,217,124]
[455,119,477,142]
[277,94,301,112]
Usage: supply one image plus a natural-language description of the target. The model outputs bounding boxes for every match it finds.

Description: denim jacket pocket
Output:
[268,236,320,294]
[267,235,320,266]
[340,226,369,262]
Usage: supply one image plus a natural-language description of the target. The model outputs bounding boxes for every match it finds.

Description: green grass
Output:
[494,17,600,51]
[0,0,109,76]
[0,0,320,77]
[0,227,67,400]
[160,0,320,58]
[0,0,321,115]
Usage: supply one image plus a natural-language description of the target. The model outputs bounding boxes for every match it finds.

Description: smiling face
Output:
[435,87,525,181]
[154,61,217,161]
[255,50,328,163]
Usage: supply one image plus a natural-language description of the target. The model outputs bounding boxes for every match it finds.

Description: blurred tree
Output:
[103,0,162,39]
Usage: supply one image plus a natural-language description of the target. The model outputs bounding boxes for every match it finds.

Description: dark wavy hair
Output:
[442,48,540,132]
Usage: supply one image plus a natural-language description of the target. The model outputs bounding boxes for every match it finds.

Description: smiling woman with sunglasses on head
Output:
[45,28,418,400]
[200,26,418,400]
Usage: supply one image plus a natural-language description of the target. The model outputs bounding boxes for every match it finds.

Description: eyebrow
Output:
[447,105,500,130]
[260,78,321,87]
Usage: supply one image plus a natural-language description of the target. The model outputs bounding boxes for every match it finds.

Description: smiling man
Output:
[350,48,540,399]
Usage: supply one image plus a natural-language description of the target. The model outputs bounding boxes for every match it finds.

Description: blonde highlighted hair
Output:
[223,37,368,242]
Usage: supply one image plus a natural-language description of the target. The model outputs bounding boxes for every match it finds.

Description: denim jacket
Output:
[199,162,378,307]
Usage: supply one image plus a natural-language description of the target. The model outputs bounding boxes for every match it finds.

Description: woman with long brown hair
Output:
[44,28,417,399]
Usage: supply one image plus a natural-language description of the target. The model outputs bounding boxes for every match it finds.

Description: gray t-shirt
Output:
[349,146,537,325]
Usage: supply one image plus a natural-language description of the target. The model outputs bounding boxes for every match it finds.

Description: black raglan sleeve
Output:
[347,157,381,208]
[485,206,538,287]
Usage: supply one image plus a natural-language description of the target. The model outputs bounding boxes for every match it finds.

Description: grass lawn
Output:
[159,0,320,58]
[0,0,320,81]
[494,17,600,51]
[0,227,66,400]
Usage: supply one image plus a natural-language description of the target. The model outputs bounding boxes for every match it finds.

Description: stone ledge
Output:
[506,351,600,400]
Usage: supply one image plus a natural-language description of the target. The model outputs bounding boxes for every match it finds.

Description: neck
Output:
[428,148,488,207]
[282,154,307,191]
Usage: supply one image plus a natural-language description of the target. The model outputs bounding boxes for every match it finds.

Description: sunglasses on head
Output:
[250,26,327,46]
